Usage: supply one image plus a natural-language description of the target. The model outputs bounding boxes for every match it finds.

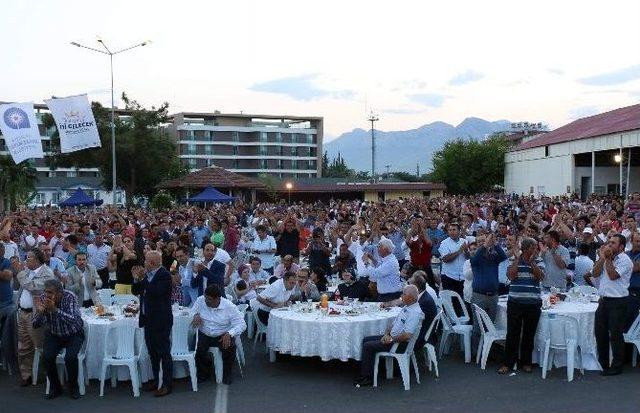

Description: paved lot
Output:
[2,338,639,413]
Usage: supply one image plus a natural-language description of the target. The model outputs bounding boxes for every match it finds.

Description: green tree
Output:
[150,190,174,210]
[429,136,511,194]
[323,152,356,178]
[44,93,180,202]
[0,156,37,211]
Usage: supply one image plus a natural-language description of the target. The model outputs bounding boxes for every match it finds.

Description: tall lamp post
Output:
[70,38,150,206]
[367,112,379,181]
[285,182,293,204]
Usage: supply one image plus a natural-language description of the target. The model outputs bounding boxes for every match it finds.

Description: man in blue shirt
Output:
[626,232,640,330]
[469,233,506,352]
[426,218,446,258]
[0,243,17,376]
[191,218,212,249]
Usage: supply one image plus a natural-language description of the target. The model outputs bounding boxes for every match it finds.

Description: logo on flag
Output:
[3,107,31,129]
[45,94,101,153]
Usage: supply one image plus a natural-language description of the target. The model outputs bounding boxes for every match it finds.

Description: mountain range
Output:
[323,117,511,174]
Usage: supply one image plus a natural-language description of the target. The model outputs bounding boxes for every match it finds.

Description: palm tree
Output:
[0,155,37,211]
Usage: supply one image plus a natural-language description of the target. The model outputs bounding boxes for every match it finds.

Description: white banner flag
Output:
[45,94,101,153]
[0,102,44,164]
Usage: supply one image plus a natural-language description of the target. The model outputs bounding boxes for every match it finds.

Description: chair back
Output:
[249,298,267,329]
[113,294,139,305]
[171,314,193,355]
[423,311,442,345]
[236,303,249,317]
[546,314,580,349]
[439,290,469,325]
[225,285,238,301]
[104,319,137,359]
[473,304,498,336]
[627,310,640,339]
[98,289,114,306]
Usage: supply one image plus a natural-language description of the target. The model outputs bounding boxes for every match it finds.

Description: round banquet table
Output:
[82,307,192,382]
[495,298,601,370]
[266,303,400,362]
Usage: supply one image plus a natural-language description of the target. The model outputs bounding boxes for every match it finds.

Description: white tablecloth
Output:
[83,310,192,381]
[495,299,600,370]
[267,304,400,361]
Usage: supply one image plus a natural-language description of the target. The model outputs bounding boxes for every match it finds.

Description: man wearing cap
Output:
[579,227,600,262]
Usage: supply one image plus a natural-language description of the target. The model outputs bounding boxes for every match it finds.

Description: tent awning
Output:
[186,187,235,203]
[59,188,104,207]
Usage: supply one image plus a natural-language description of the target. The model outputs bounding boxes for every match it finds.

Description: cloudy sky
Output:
[2,0,639,140]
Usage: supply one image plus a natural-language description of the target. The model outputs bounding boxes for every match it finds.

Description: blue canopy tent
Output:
[186,187,235,204]
[59,188,104,207]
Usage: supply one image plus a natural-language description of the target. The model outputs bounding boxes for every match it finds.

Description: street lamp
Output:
[614,154,622,163]
[70,38,151,205]
[285,182,293,204]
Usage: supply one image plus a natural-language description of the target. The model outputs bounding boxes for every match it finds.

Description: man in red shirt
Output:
[406,219,435,287]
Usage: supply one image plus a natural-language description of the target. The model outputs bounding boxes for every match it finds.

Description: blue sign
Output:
[3,107,30,129]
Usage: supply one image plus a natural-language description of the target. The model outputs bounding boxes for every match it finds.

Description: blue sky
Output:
[1,0,639,139]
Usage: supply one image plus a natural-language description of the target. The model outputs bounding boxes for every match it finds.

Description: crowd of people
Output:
[0,191,639,397]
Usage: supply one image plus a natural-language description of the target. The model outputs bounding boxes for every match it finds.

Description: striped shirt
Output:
[508,257,544,305]
[32,290,84,337]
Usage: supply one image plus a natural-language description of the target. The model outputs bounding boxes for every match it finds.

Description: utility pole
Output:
[384,164,391,177]
[416,163,420,177]
[367,112,379,181]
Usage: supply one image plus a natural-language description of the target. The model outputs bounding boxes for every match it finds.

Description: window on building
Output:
[49,171,56,177]
[188,144,197,155]
[260,159,267,169]
[291,147,297,156]
[291,134,297,144]
[232,131,239,142]
[277,160,284,169]
[233,159,239,169]
[291,159,298,169]
[67,171,77,177]
[308,160,315,169]
[187,130,195,140]
[306,134,313,144]
[204,145,214,155]
[545,145,550,157]
[260,132,268,142]
[233,146,238,155]
[276,133,282,143]
[188,158,197,168]
[306,147,312,157]
[260,146,268,156]
[278,147,284,156]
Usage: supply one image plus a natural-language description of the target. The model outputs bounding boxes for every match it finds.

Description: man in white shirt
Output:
[15,248,55,385]
[174,247,198,307]
[23,225,45,253]
[250,225,277,274]
[86,234,111,286]
[39,242,67,284]
[439,223,470,311]
[592,233,634,376]
[362,238,403,302]
[1,232,19,260]
[255,272,297,325]
[354,285,424,387]
[191,284,246,385]
[621,215,639,251]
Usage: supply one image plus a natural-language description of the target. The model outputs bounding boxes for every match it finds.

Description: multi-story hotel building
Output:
[167,112,323,178]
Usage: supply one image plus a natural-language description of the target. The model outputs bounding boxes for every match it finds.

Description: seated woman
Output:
[234,265,258,304]
[337,269,368,301]
[311,266,328,292]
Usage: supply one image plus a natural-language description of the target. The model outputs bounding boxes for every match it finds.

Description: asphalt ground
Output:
[2,338,639,413]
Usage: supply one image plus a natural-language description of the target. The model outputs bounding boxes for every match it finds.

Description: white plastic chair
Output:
[439,291,472,363]
[32,348,43,385]
[439,290,471,324]
[422,311,442,378]
[373,313,424,390]
[235,304,248,368]
[624,310,640,366]
[170,315,198,391]
[541,314,583,382]
[209,335,245,383]
[98,289,115,306]
[472,304,507,370]
[112,294,139,306]
[44,344,89,396]
[99,319,141,397]
[249,298,268,352]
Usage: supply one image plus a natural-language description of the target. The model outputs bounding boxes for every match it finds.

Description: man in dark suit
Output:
[191,241,226,297]
[132,250,173,397]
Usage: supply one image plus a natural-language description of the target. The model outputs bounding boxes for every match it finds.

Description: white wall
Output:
[505,129,640,196]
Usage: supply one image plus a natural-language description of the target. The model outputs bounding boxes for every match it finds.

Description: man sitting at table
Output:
[290,268,320,302]
[191,284,246,385]
[362,238,403,302]
[255,271,296,325]
[32,279,84,399]
[354,285,424,387]
[381,273,437,349]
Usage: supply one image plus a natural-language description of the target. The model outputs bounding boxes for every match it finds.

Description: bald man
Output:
[132,251,174,397]
[354,285,424,387]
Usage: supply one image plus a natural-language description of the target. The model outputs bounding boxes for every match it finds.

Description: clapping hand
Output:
[131,265,145,281]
